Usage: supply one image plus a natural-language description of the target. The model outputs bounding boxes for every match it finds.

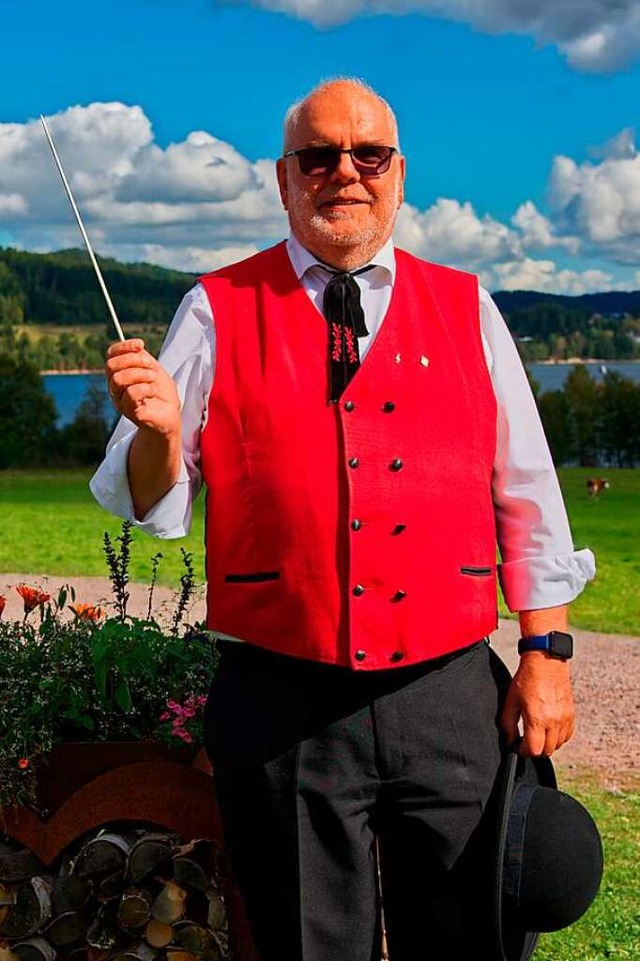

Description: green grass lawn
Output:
[490,466,638,636]
[555,468,640,637]
[0,465,638,634]
[0,469,206,588]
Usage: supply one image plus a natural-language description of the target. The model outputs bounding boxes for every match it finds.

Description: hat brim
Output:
[493,747,557,961]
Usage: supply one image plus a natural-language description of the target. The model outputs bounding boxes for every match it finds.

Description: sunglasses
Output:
[283,145,398,177]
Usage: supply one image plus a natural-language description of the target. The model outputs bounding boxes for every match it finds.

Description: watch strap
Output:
[517,630,573,659]
[517,634,552,654]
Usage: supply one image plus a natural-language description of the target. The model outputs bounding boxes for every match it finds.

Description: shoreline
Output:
[531,358,640,366]
[41,368,104,375]
[39,360,640,375]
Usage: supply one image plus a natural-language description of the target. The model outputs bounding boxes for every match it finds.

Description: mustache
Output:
[316,193,373,205]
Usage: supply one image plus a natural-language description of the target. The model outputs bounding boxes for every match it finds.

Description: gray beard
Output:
[307,211,378,248]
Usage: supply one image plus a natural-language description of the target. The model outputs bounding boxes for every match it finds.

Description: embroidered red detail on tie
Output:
[344,328,358,364]
[331,323,343,361]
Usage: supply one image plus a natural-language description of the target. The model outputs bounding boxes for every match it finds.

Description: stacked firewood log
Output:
[0,829,230,961]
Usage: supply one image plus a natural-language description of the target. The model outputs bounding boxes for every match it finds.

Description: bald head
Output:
[283,79,400,153]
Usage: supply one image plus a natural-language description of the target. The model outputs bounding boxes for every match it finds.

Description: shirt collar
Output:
[286,233,396,284]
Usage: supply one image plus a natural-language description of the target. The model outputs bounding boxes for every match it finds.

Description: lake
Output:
[43,361,640,426]
[528,360,640,392]
[42,372,110,426]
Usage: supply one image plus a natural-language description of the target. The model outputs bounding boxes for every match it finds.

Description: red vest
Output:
[199,242,498,670]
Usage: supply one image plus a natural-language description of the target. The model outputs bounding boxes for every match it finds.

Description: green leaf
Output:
[114,677,132,713]
[94,660,109,703]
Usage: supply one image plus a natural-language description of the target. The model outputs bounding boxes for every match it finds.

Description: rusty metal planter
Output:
[1,743,259,961]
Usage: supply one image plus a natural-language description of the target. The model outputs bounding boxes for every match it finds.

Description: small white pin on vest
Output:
[394,353,402,364]
[420,355,429,367]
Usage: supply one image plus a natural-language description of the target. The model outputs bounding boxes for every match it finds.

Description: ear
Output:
[397,154,406,209]
[276,158,289,211]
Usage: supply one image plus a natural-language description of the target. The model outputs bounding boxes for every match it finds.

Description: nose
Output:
[328,150,361,184]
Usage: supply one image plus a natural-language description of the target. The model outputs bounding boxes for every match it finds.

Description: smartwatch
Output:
[517,630,573,660]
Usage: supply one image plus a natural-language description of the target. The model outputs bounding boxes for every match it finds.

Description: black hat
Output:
[493,747,604,961]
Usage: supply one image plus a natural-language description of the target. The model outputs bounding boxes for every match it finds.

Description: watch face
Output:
[550,631,573,659]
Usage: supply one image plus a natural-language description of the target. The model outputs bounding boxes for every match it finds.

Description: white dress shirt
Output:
[90,236,595,613]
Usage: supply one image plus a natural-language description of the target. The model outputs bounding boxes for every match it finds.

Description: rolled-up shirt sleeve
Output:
[89,285,215,539]
[480,287,596,611]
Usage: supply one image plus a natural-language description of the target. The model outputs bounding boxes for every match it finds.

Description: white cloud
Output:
[114,133,258,204]
[392,194,631,293]
[0,103,287,273]
[588,127,636,161]
[0,194,28,217]
[511,201,580,254]
[239,0,640,71]
[248,0,364,28]
[394,198,521,267]
[548,130,640,262]
[491,258,615,295]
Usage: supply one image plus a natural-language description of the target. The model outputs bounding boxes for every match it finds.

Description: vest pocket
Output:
[460,566,492,577]
[224,571,280,583]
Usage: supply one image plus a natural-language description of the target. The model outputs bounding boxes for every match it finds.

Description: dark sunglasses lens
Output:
[297,148,340,176]
[351,146,394,173]
[295,146,395,176]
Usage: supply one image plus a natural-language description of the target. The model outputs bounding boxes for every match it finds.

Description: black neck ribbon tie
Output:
[322,264,375,403]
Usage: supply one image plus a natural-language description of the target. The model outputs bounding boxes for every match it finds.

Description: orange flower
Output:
[18,758,29,771]
[0,595,5,617]
[16,585,50,614]
[70,603,105,623]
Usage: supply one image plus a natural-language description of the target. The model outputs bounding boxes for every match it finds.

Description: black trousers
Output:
[204,638,512,961]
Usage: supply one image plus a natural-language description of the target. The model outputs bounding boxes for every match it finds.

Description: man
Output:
[91,79,595,960]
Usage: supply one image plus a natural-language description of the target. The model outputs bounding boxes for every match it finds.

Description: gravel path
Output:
[3,572,638,791]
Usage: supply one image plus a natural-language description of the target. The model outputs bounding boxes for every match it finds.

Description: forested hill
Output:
[0,247,196,328]
[490,288,640,359]
[492,289,640,315]
[3,245,640,326]
[0,247,639,361]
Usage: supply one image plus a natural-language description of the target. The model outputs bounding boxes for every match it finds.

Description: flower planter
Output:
[32,741,198,814]
[1,742,259,961]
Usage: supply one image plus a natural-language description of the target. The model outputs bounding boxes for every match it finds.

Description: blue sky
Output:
[2,0,640,293]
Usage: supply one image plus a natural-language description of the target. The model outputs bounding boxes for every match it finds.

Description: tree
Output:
[537,391,573,465]
[598,372,640,467]
[566,330,587,359]
[0,353,59,467]
[564,365,600,466]
[612,328,635,359]
[516,339,549,363]
[0,293,24,327]
[549,334,568,360]
[58,382,112,465]
[589,330,616,360]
